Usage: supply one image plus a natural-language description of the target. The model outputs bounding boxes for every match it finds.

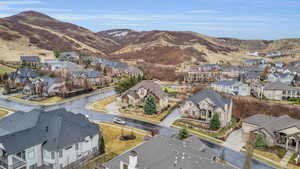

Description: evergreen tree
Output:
[53,49,61,58]
[255,133,266,150]
[143,95,157,115]
[99,136,105,154]
[178,128,189,140]
[210,113,221,130]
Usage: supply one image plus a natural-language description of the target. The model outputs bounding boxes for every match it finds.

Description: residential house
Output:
[274,61,284,68]
[180,89,233,128]
[263,81,300,100]
[120,80,169,111]
[0,108,100,169]
[103,135,234,169]
[242,114,300,154]
[212,80,251,96]
[241,71,261,84]
[265,51,282,58]
[92,58,143,78]
[58,52,80,62]
[185,64,221,83]
[20,56,40,66]
[244,58,266,66]
[10,68,39,86]
[248,51,259,57]
[267,72,295,85]
[71,70,107,88]
[23,77,66,97]
[221,66,242,80]
[43,60,82,77]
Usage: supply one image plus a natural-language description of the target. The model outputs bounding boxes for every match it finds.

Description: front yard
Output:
[82,122,148,169]
[172,118,240,140]
[119,102,178,124]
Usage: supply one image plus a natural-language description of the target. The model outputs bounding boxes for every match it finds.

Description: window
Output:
[60,164,63,169]
[75,143,79,150]
[29,164,37,169]
[51,152,55,159]
[123,163,128,169]
[27,149,35,160]
[59,150,63,158]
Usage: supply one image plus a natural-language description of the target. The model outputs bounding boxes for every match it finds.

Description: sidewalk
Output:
[280,150,293,167]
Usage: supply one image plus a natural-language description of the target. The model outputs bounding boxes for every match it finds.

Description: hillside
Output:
[0,11,119,61]
[0,11,300,80]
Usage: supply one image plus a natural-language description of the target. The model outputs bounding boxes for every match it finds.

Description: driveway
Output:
[160,108,181,127]
[222,129,245,152]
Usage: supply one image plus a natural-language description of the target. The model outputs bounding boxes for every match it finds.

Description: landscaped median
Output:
[0,107,14,118]
[88,95,117,112]
[82,122,148,169]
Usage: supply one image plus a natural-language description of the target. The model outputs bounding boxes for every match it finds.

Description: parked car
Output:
[113,117,126,125]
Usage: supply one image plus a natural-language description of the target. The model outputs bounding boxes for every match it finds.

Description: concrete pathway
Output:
[160,108,181,127]
[222,129,245,152]
[279,150,293,167]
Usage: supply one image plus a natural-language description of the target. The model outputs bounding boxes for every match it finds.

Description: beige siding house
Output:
[120,80,169,111]
[180,90,233,128]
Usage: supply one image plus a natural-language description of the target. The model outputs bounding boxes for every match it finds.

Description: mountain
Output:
[0,11,119,61]
[0,11,300,80]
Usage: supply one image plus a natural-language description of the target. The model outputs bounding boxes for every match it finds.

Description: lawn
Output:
[119,102,177,124]
[82,123,148,169]
[253,149,282,163]
[0,107,13,118]
[89,96,117,112]
[0,64,15,75]
[10,95,62,105]
[171,124,223,144]
[173,118,239,138]
[99,122,148,155]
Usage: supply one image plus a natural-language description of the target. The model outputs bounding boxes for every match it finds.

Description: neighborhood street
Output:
[0,89,275,169]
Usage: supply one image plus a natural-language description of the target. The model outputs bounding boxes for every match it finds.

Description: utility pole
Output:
[243,131,256,169]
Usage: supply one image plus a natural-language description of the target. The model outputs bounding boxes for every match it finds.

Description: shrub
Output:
[178,129,189,140]
[255,133,267,150]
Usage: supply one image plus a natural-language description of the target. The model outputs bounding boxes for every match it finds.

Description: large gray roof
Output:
[188,90,231,110]
[104,135,233,169]
[0,108,99,153]
[264,81,300,91]
[244,114,300,138]
[212,80,241,86]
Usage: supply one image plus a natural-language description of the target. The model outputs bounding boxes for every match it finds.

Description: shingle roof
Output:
[126,80,168,99]
[104,135,233,169]
[188,90,231,110]
[0,108,99,153]
[264,81,300,91]
[244,114,300,138]
[20,56,40,62]
[212,80,241,86]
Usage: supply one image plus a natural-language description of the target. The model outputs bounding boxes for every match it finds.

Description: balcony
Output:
[0,155,26,169]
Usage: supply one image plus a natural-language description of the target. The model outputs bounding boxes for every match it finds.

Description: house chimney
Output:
[128,151,138,169]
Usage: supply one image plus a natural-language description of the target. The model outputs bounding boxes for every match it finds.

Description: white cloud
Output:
[188,10,218,14]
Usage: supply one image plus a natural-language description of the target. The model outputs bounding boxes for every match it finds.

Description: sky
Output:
[0,0,299,40]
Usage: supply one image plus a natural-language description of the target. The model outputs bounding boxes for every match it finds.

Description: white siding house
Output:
[0,108,100,169]
[212,80,251,96]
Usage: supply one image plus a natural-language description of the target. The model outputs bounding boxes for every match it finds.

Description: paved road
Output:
[0,89,275,169]
[222,129,245,152]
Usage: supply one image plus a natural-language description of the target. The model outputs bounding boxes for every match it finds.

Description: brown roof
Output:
[127,80,168,99]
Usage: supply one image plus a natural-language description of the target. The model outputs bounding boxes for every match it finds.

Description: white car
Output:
[113,117,126,125]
